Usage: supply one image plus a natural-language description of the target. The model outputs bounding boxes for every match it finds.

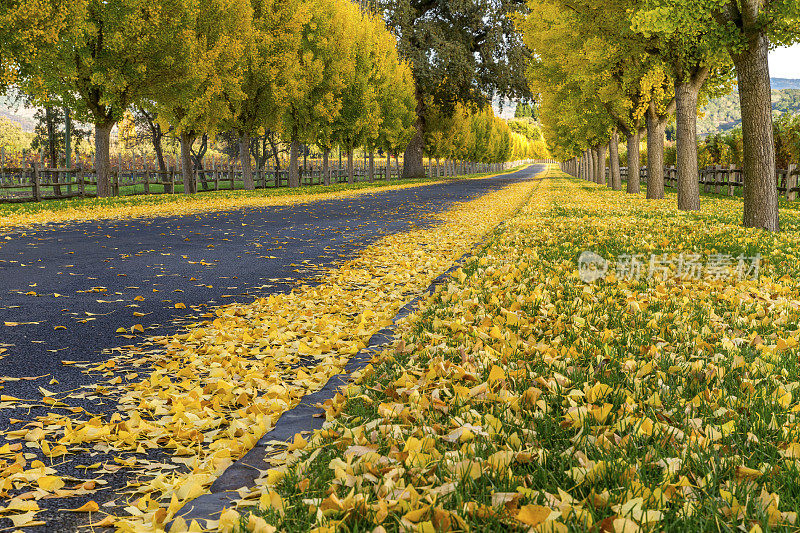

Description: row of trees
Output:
[520,0,800,231]
[0,0,417,196]
[425,105,549,167]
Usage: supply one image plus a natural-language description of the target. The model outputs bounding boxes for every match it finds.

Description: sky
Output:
[770,44,800,78]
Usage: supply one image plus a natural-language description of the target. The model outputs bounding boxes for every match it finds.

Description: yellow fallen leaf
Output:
[37,475,66,491]
[516,504,553,526]
[65,500,100,512]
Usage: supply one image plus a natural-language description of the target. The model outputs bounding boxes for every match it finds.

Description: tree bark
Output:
[45,107,62,196]
[386,151,391,180]
[94,122,114,198]
[733,31,778,230]
[587,148,594,182]
[180,132,197,194]
[609,130,621,191]
[675,80,701,211]
[646,103,666,199]
[323,149,330,186]
[240,132,255,190]
[289,136,300,188]
[627,132,640,194]
[347,149,354,184]
[153,128,166,172]
[597,144,607,186]
[402,90,426,179]
[368,150,374,182]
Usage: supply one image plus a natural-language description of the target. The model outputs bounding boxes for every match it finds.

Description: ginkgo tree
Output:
[632,0,800,229]
[281,0,355,188]
[228,0,309,190]
[10,0,189,197]
[156,0,252,193]
[331,15,382,185]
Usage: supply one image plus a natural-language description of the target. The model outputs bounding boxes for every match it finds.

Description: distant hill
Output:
[772,78,800,90]
[0,93,35,132]
[698,78,800,135]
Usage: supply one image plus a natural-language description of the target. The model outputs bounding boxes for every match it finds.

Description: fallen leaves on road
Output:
[0,177,537,531]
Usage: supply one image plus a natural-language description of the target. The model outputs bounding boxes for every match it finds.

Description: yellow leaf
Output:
[175,302,187,309]
[488,365,505,384]
[515,504,553,526]
[132,324,144,333]
[287,434,307,452]
[735,466,762,481]
[37,475,65,491]
[65,501,100,512]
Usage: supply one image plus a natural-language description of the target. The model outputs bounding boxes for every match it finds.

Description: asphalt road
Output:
[0,164,542,531]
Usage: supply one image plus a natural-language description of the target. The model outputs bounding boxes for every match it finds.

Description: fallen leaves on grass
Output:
[224,173,800,532]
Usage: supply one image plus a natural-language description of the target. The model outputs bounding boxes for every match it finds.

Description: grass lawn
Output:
[225,170,800,532]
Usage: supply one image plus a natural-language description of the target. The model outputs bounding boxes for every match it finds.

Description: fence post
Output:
[788,164,797,201]
[32,163,41,201]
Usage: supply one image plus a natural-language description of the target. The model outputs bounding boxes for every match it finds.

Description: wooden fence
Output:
[615,164,800,199]
[0,158,540,203]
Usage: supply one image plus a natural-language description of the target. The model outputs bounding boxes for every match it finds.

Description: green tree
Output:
[229,0,309,189]
[635,0,800,229]
[11,0,189,197]
[379,0,531,178]
[156,0,252,193]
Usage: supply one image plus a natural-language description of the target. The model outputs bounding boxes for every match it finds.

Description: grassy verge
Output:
[221,170,800,532]
[0,166,526,232]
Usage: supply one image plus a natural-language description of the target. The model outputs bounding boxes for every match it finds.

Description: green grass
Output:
[241,174,800,532]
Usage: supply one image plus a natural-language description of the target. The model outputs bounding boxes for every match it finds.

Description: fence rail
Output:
[611,164,800,199]
[0,159,541,203]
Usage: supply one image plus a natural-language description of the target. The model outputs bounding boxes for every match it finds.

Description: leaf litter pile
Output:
[0,177,537,531]
[216,174,800,533]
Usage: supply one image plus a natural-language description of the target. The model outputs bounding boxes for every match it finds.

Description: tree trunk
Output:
[323,149,330,186]
[402,90,426,179]
[675,80,701,211]
[180,132,197,194]
[646,103,665,199]
[153,128,166,172]
[240,132,254,190]
[386,151,391,180]
[588,147,596,183]
[347,149,354,184]
[733,31,778,230]
[597,144,607,186]
[609,130,621,191]
[289,137,300,187]
[45,107,61,196]
[368,150,374,182]
[586,151,591,181]
[94,122,114,198]
[627,132,640,194]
